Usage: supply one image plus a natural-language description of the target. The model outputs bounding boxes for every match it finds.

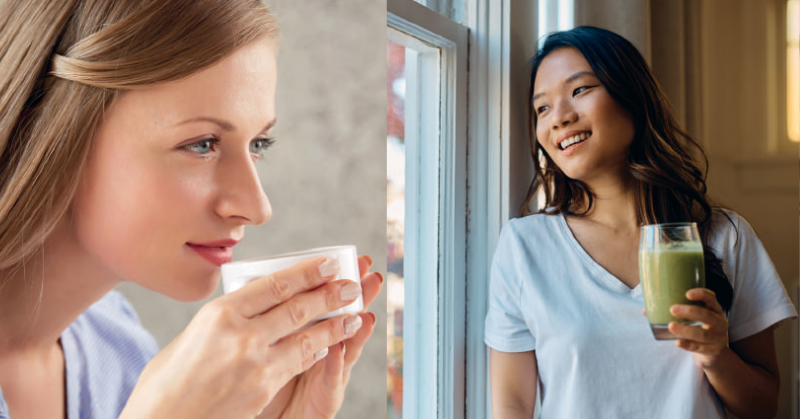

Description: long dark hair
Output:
[523,26,733,312]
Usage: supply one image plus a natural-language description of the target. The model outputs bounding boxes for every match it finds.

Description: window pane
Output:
[387,38,406,419]
[412,0,467,23]
[788,0,799,142]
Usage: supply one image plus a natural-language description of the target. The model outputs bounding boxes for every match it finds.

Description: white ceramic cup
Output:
[221,245,363,323]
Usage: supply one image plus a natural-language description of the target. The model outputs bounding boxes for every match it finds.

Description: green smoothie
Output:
[639,247,705,326]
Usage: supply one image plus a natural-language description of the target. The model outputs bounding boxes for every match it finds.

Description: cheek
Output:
[71,149,213,280]
[597,98,635,147]
[536,124,552,152]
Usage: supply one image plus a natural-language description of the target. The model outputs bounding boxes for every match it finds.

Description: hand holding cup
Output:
[120,250,371,419]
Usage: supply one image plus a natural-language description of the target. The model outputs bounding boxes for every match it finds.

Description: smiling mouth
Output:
[559,132,591,150]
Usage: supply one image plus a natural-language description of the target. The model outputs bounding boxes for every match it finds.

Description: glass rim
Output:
[640,222,698,230]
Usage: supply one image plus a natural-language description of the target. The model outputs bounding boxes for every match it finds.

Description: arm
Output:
[490,349,537,419]
[669,288,780,419]
[703,328,779,418]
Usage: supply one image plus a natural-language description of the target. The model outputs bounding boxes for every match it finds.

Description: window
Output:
[386,2,468,417]
[787,0,798,142]
[387,0,514,418]
[386,30,448,419]
[387,38,406,419]
[538,0,574,43]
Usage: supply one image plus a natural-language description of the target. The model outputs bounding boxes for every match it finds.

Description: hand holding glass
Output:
[639,223,705,340]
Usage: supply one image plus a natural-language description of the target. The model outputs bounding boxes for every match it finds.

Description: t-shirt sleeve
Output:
[720,213,798,342]
[484,221,536,352]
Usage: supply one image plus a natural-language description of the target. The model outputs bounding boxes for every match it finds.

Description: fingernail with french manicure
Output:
[344,315,363,336]
[313,347,329,362]
[340,281,361,302]
[318,258,340,278]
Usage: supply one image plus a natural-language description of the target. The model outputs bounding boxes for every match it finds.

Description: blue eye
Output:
[184,137,220,154]
[250,137,275,157]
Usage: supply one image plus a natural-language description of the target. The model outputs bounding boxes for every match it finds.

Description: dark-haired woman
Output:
[484,26,796,419]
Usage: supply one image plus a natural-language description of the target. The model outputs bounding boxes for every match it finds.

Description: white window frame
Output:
[462,0,511,418]
[389,0,514,418]
[388,1,469,418]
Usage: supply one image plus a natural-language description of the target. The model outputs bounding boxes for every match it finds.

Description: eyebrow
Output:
[531,70,596,103]
[173,116,277,133]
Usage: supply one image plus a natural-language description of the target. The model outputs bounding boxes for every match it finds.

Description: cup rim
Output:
[222,245,357,267]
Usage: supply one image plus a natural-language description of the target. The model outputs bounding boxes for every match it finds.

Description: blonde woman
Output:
[0,1,381,418]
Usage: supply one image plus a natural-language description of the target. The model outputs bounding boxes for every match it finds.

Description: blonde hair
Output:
[0,0,278,271]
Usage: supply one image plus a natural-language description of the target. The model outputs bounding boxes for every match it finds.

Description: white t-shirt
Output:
[484,210,797,419]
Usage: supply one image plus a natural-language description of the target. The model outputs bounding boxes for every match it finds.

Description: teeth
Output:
[560,132,590,150]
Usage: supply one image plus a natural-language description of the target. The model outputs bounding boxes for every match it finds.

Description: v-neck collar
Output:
[557,213,642,297]
[61,324,79,419]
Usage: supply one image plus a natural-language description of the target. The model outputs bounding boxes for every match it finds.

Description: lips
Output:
[554,130,591,156]
[556,130,591,149]
[186,239,240,266]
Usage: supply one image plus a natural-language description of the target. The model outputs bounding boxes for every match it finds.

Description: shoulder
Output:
[501,213,561,240]
[706,208,757,253]
[493,213,565,269]
[61,291,159,417]
[706,210,798,340]
[89,290,143,321]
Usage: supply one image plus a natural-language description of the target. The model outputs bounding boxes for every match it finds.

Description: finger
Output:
[322,341,346,389]
[226,257,340,318]
[667,321,721,344]
[674,338,704,353]
[299,342,345,413]
[343,312,376,369]
[358,255,373,278]
[269,314,363,379]
[341,313,376,385]
[360,272,383,310]
[685,288,722,314]
[292,346,331,382]
[669,304,725,328]
[642,308,647,317]
[252,279,361,341]
[264,377,296,418]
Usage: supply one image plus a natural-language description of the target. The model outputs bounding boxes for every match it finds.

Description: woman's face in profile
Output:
[532,46,634,183]
[68,39,277,302]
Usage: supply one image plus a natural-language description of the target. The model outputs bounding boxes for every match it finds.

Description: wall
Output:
[116,0,387,416]
[691,2,799,417]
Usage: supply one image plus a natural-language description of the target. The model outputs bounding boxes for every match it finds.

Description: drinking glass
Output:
[639,223,705,340]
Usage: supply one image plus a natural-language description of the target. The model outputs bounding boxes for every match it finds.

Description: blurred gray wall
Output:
[116,1,387,417]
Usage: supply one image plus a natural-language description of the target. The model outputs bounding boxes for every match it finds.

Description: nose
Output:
[551,98,578,129]
[214,154,272,226]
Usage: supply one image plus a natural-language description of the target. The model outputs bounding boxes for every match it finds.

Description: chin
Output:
[161,270,222,303]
